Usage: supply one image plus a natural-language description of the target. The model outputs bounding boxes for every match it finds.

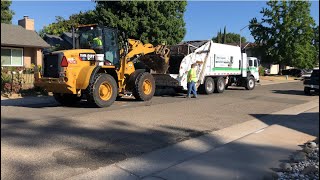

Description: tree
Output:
[223,26,227,44]
[39,10,96,37]
[39,1,187,45]
[215,29,222,43]
[249,1,316,69]
[313,25,319,65]
[212,32,246,44]
[94,1,187,45]
[1,0,15,24]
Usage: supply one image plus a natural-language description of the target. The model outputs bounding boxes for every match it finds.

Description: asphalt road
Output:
[1,82,316,180]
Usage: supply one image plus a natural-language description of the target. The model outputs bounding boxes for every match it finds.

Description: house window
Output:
[1,48,23,66]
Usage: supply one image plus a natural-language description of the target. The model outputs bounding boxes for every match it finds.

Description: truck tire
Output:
[304,87,311,95]
[53,93,81,106]
[245,76,255,90]
[132,72,155,101]
[214,77,225,93]
[203,77,215,94]
[87,74,118,107]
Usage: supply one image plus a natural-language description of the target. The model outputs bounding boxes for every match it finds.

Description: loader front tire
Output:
[87,74,117,108]
[132,72,155,101]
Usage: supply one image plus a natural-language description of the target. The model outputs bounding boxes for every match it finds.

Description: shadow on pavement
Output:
[271,89,307,96]
[250,111,319,137]
[0,96,145,108]
[1,96,59,108]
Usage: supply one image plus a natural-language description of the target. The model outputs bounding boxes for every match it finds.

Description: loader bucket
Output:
[139,45,170,74]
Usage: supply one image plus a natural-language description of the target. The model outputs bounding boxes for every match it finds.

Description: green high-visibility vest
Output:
[187,68,197,82]
[93,37,102,46]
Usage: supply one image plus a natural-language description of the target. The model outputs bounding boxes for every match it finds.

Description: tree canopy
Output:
[212,31,246,44]
[1,0,15,24]
[39,1,187,45]
[249,1,317,69]
[39,10,96,37]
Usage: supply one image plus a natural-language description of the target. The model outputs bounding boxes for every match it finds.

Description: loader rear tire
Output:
[53,93,81,106]
[87,74,117,108]
[132,72,155,101]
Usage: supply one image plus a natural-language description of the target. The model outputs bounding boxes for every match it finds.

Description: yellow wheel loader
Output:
[34,24,170,107]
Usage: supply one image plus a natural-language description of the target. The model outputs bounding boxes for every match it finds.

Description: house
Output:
[1,16,50,68]
[42,33,72,53]
[226,42,258,58]
[42,32,77,53]
[169,40,209,56]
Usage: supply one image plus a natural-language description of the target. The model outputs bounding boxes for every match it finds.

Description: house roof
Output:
[226,42,257,49]
[1,23,50,48]
[170,40,209,55]
[43,34,72,49]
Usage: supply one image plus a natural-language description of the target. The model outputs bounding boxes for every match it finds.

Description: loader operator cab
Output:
[76,25,120,66]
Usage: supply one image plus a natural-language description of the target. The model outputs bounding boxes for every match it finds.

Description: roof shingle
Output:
[1,23,50,48]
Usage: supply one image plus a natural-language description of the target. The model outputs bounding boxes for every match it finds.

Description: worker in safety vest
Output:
[92,35,103,53]
[186,63,198,98]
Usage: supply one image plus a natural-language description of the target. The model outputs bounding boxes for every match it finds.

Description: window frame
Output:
[1,47,24,67]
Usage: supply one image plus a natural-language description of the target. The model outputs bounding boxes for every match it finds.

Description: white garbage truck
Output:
[153,40,260,94]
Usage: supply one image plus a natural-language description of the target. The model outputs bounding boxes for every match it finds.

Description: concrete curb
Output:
[68,99,319,180]
[258,80,298,86]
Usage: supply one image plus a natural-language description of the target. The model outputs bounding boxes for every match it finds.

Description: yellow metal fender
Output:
[76,66,96,90]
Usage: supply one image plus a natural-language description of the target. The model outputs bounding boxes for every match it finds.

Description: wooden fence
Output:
[1,71,35,94]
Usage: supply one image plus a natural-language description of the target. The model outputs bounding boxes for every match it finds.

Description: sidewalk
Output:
[68,99,319,180]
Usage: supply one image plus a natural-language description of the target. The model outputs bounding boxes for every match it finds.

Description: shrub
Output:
[259,66,265,76]
[1,67,25,93]
[1,69,12,92]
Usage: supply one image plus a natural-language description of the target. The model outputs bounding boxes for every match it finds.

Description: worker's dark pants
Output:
[187,81,197,97]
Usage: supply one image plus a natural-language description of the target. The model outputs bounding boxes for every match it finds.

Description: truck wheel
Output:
[132,72,155,101]
[245,76,255,90]
[203,77,215,94]
[304,87,311,95]
[53,93,81,106]
[214,77,225,93]
[87,74,117,107]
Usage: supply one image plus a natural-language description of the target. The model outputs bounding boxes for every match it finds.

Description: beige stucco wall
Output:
[23,48,43,68]
[36,49,43,67]
[23,47,34,68]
